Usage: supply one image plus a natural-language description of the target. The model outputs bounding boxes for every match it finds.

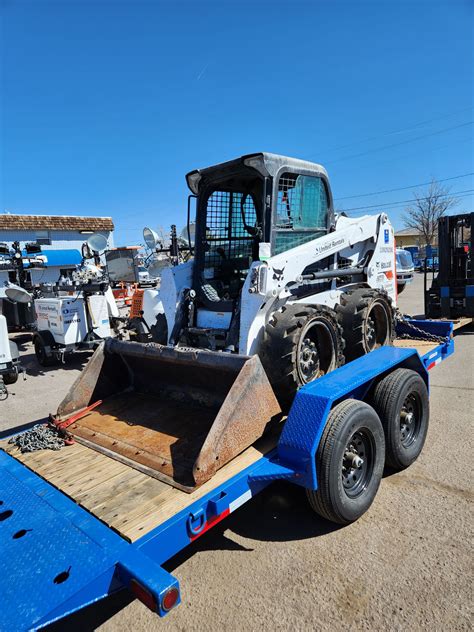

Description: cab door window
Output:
[274,173,329,254]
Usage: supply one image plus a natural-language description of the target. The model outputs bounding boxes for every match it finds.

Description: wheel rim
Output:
[365,302,389,351]
[399,392,421,448]
[297,319,336,384]
[341,428,375,498]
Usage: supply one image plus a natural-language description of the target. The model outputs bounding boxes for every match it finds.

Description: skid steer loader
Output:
[56,153,397,491]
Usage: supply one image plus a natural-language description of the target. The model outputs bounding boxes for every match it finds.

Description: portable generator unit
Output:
[0,285,31,398]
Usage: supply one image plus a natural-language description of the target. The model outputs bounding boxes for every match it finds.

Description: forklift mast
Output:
[426,212,474,319]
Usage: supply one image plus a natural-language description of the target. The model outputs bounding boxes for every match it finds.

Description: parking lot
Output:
[1,273,472,631]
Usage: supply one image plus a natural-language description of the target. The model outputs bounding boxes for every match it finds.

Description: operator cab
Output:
[183,152,334,349]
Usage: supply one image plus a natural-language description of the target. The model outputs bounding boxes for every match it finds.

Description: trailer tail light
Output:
[130,579,157,612]
[161,587,180,612]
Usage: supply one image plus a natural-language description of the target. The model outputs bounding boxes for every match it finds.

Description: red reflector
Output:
[162,587,179,612]
[130,579,157,612]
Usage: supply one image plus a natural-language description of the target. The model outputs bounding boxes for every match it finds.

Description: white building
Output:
[0,214,114,285]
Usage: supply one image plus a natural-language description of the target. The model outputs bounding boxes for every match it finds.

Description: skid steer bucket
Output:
[55,339,281,491]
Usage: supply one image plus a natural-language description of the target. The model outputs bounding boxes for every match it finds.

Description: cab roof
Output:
[186,152,329,194]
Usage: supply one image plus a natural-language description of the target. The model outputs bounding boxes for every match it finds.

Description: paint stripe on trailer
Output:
[229,489,252,512]
[427,357,442,370]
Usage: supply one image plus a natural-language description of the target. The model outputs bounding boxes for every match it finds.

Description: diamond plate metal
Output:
[0,466,115,630]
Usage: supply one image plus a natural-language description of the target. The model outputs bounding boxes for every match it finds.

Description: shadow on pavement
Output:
[20,350,92,377]
[44,482,341,631]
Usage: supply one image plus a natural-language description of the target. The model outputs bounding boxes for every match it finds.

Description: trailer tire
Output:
[33,334,56,367]
[336,288,394,362]
[306,399,385,524]
[3,369,18,385]
[371,368,429,470]
[260,303,345,407]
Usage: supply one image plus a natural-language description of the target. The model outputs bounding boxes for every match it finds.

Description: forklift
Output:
[425,212,473,319]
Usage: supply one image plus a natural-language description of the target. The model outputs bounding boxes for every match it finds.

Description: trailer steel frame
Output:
[0,318,454,630]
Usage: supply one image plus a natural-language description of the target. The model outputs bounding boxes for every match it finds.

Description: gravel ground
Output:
[1,274,473,631]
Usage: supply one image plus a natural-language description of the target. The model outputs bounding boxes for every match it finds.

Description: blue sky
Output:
[1,0,473,246]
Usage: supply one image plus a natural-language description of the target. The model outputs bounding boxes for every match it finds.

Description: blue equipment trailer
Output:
[0,318,454,630]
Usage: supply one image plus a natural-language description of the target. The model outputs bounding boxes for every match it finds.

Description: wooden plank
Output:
[73,433,193,492]
[121,436,276,540]
[0,433,276,542]
[394,338,438,356]
[452,317,473,331]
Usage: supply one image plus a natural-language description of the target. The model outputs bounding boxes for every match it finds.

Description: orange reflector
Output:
[162,587,180,612]
[130,579,157,612]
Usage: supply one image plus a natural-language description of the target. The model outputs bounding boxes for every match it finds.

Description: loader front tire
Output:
[259,304,344,407]
[336,288,394,362]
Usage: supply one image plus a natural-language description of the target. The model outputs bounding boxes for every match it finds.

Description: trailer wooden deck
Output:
[0,435,275,542]
[2,321,466,545]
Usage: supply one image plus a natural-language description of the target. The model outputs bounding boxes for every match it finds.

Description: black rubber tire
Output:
[3,369,18,385]
[397,283,406,294]
[34,336,56,367]
[371,368,429,470]
[306,399,385,524]
[150,313,168,345]
[336,288,394,362]
[259,303,345,407]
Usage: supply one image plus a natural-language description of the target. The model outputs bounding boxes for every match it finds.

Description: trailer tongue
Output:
[53,338,281,490]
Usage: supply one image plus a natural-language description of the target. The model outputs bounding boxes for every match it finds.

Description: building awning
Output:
[38,249,82,267]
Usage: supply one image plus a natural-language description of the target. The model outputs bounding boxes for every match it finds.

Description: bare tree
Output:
[403,179,459,246]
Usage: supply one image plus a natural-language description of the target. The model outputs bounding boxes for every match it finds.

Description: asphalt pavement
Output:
[1,273,472,631]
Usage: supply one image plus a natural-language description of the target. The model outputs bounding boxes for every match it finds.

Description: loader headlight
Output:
[186,171,202,195]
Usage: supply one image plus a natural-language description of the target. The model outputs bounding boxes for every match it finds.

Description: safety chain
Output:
[9,423,65,453]
[394,311,447,344]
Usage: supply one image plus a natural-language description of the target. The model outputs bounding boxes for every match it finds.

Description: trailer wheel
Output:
[371,368,429,470]
[336,288,394,362]
[34,335,56,367]
[306,399,385,524]
[3,369,18,385]
[259,304,345,406]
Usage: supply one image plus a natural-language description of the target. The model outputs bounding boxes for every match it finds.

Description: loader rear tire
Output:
[259,304,345,407]
[336,288,394,362]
